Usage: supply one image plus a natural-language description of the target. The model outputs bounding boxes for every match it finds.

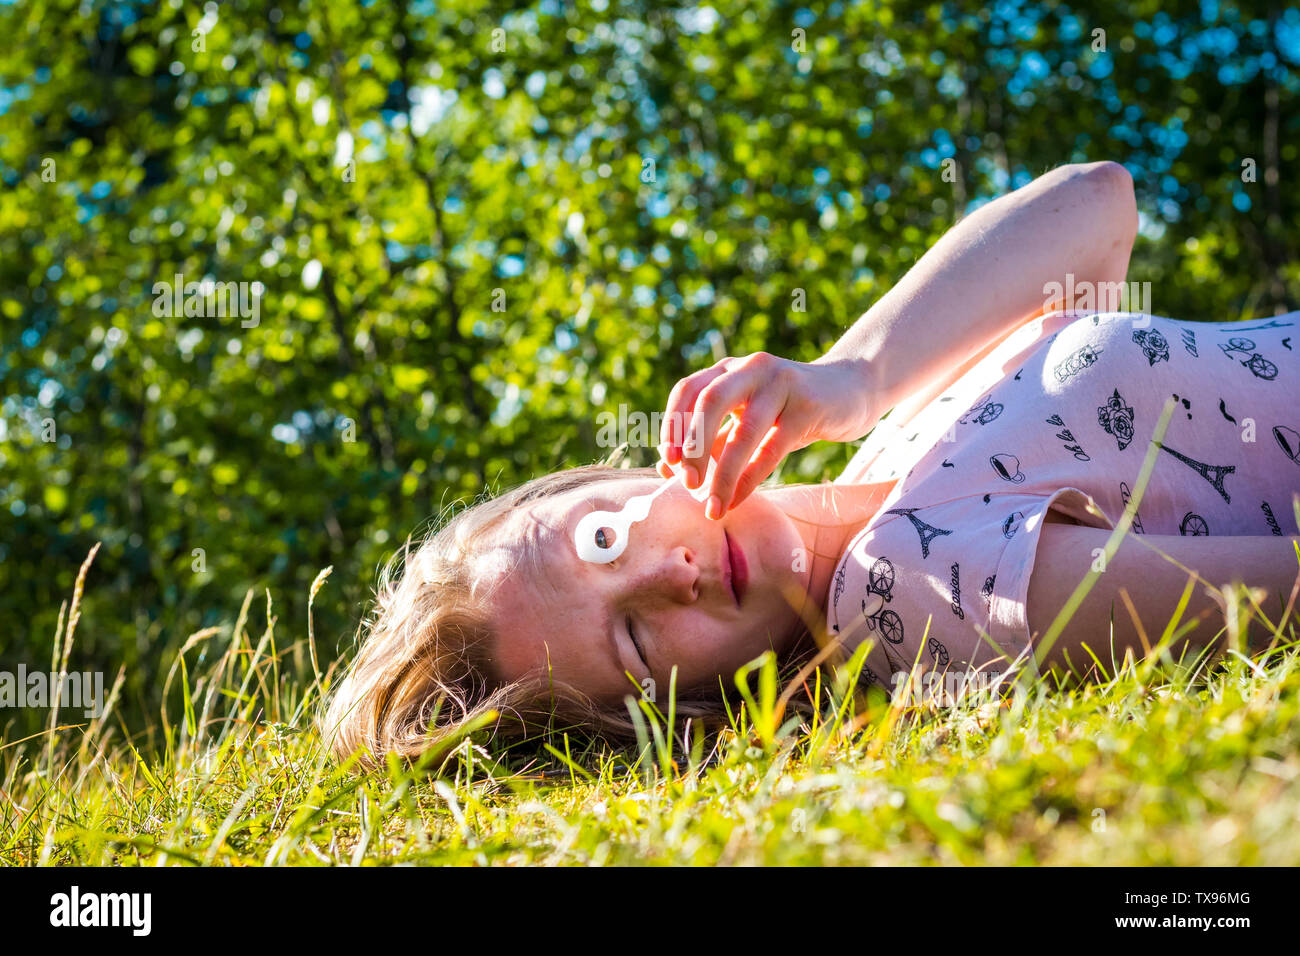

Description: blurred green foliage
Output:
[1,0,1297,740]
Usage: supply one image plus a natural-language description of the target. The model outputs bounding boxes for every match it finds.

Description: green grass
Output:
[4,543,1300,866]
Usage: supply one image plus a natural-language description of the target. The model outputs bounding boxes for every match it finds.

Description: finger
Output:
[660,361,733,465]
[705,392,785,518]
[708,413,738,462]
[681,370,754,489]
[727,428,798,512]
[656,459,674,480]
[669,362,733,462]
[692,415,738,502]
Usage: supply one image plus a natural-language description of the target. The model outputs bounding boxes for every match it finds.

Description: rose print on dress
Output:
[1132,328,1170,366]
[1097,388,1136,451]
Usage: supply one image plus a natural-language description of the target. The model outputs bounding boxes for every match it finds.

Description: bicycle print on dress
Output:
[1220,336,1278,381]
[959,394,1005,426]
[860,557,905,646]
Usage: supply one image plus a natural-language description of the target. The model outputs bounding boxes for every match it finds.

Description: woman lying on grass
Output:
[325,161,1300,768]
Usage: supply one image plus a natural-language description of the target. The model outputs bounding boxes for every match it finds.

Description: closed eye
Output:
[627,617,649,670]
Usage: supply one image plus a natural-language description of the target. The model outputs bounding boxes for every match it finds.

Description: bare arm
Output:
[817,161,1139,429]
[661,162,1139,519]
[1026,523,1300,674]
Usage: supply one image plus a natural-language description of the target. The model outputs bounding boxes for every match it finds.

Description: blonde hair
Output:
[322,464,819,769]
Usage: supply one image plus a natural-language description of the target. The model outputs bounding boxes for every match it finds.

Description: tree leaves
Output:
[0,0,1296,734]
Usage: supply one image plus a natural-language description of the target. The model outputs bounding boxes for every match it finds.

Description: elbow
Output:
[1055,160,1138,250]
[1077,159,1131,186]
[1078,161,1138,229]
[1093,160,1137,218]
[1058,159,1130,187]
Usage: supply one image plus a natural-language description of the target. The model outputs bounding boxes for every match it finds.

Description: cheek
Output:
[662,495,713,534]
[658,606,729,650]
[667,610,781,668]
[739,504,803,576]
[487,629,537,685]
[669,627,753,682]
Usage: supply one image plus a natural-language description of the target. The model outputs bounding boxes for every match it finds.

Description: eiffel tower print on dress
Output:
[884,507,954,559]
[1158,442,1236,504]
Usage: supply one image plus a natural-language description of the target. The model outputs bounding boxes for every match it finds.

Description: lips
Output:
[724,531,749,606]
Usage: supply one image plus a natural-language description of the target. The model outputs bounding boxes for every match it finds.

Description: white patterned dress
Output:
[828,309,1300,689]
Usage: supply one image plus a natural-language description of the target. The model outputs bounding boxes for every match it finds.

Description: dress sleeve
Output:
[984,487,1116,666]
[831,487,1114,687]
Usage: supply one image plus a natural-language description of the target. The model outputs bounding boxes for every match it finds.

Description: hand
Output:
[657,352,879,519]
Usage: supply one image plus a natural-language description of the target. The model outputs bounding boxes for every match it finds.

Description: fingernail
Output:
[706,495,723,520]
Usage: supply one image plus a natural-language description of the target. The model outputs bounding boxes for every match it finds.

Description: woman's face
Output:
[477,476,811,704]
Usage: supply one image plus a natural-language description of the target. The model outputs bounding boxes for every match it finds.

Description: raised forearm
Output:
[817,161,1138,429]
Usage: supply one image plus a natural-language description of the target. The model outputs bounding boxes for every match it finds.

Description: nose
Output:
[637,546,699,604]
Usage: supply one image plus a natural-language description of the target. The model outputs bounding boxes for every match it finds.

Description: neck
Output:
[765,479,897,628]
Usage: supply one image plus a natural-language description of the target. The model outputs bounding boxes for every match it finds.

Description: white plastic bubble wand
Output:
[573,455,717,564]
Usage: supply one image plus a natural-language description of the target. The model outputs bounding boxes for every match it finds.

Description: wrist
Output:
[808,355,882,442]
